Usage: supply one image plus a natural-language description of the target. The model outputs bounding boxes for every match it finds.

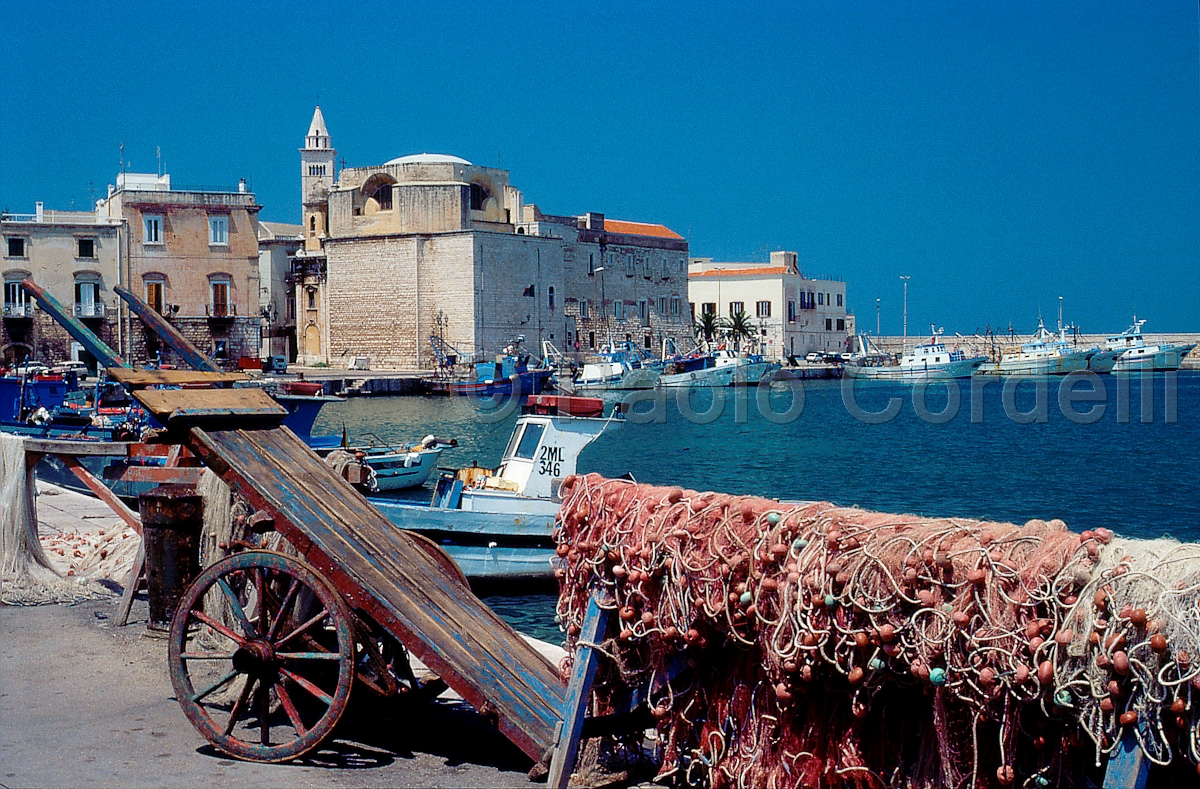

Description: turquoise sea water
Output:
[313,372,1200,641]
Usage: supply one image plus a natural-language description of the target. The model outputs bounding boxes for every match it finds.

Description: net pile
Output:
[554,474,1200,788]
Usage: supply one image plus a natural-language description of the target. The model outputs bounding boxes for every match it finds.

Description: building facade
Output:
[1,203,123,370]
[97,173,261,368]
[688,251,849,360]
[292,107,691,369]
[257,221,302,359]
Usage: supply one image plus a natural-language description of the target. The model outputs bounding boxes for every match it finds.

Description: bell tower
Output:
[300,106,336,252]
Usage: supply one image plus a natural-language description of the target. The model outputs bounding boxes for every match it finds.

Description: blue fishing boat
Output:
[368,395,622,584]
[443,336,554,397]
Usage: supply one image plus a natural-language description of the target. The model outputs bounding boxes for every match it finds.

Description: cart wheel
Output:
[168,550,355,763]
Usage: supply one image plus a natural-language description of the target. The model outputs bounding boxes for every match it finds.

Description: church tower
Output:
[300,106,336,252]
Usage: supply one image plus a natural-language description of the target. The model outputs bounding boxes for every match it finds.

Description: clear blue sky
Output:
[3,1,1198,334]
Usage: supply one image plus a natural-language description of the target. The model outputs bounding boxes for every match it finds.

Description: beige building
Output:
[97,173,261,368]
[688,251,849,360]
[257,221,302,359]
[2,203,123,369]
[292,107,691,369]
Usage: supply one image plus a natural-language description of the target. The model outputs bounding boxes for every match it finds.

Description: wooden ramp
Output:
[136,389,567,763]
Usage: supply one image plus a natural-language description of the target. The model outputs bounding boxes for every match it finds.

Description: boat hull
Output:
[845,357,985,380]
[978,350,1093,376]
[367,448,443,491]
[1111,344,1195,372]
[1088,349,1124,374]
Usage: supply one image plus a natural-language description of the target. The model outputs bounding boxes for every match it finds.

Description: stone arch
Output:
[360,173,396,214]
[304,324,321,355]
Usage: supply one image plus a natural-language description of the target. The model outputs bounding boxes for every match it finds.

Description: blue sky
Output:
[3,1,1198,334]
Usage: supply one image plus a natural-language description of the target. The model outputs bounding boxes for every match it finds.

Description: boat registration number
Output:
[538,445,563,477]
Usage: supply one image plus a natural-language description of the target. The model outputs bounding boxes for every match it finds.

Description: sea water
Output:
[313,371,1200,642]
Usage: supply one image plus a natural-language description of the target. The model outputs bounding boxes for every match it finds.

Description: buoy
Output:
[739,591,752,606]
[767,512,781,525]
[824,594,838,608]
[929,667,947,686]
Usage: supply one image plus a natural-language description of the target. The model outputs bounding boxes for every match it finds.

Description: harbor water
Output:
[313,372,1200,642]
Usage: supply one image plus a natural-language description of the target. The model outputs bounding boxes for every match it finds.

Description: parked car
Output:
[12,360,50,375]
[53,360,89,376]
[804,352,823,363]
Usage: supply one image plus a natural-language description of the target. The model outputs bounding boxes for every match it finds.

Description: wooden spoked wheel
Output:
[167,550,355,763]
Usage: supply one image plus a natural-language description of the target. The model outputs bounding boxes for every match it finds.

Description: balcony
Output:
[206,303,237,322]
[2,303,34,319]
[73,303,106,319]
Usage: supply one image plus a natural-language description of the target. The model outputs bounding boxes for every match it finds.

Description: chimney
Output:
[238,178,247,194]
[35,202,44,222]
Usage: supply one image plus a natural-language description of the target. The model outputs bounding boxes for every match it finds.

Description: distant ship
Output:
[1092,316,1196,373]
[979,318,1094,376]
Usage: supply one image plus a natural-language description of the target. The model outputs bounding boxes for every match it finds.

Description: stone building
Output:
[688,252,850,360]
[257,221,302,359]
[97,172,261,368]
[2,202,123,370]
[292,107,691,369]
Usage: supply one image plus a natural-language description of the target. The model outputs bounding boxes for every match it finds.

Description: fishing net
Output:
[1,433,110,605]
[554,473,1200,788]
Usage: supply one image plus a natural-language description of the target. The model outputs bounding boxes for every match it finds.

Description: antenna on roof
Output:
[157,146,163,177]
[119,142,125,175]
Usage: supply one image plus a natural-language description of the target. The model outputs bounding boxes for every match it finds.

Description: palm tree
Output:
[726,309,755,352]
[694,311,727,350]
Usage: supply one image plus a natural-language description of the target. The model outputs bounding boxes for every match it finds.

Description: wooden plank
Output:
[60,456,142,535]
[184,425,567,760]
[133,388,286,424]
[1103,731,1149,789]
[548,595,608,788]
[101,465,204,485]
[115,541,145,627]
[107,368,249,388]
[21,438,131,457]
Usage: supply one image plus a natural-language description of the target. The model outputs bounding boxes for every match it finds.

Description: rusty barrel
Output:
[139,484,203,631]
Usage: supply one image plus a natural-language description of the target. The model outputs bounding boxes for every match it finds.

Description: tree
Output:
[726,309,755,351]
[693,311,727,350]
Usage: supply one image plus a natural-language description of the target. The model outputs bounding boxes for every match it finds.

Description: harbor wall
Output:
[866,333,1200,369]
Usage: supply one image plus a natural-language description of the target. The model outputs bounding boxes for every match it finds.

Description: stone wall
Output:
[127,316,259,371]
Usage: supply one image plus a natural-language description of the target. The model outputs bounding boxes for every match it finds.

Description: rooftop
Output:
[602,219,683,240]
[383,153,472,166]
[689,265,791,278]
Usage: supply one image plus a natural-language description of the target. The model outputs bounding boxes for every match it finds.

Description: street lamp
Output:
[875,298,880,336]
[592,267,606,350]
[899,276,910,347]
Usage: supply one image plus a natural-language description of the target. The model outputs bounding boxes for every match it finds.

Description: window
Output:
[729,301,744,317]
[4,279,29,308]
[74,278,100,317]
[702,302,716,315]
[613,301,624,320]
[580,299,589,319]
[836,318,845,331]
[588,253,595,276]
[625,254,635,276]
[826,293,831,306]
[644,334,652,349]
[638,299,649,326]
[788,301,796,322]
[513,422,545,459]
[145,280,164,314]
[286,294,295,320]
[144,215,163,244]
[309,216,317,235]
[6,237,26,257]
[756,301,771,318]
[671,297,680,316]
[547,286,555,311]
[643,258,651,278]
[211,279,231,316]
[661,259,670,279]
[469,183,488,211]
[588,331,596,349]
[818,292,824,306]
[837,293,843,307]
[826,318,833,331]
[209,216,229,246]
[307,288,316,309]
[77,238,96,258]
[658,297,668,314]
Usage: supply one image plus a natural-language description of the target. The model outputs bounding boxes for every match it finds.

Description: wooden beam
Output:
[59,455,142,535]
[114,541,145,628]
[132,387,287,425]
[1103,731,1149,788]
[548,594,609,788]
[101,465,204,485]
[106,368,249,389]
[21,438,130,457]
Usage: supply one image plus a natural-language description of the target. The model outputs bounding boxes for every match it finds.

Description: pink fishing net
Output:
[554,474,1200,788]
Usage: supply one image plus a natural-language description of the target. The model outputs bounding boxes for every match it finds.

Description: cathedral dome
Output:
[384,153,472,166]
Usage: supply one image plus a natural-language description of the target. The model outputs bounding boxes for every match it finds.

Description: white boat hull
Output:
[977,351,1093,376]
[845,357,985,380]
[366,448,443,491]
[1112,344,1195,372]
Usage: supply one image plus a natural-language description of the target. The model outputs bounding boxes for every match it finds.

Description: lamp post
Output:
[876,298,880,336]
[592,266,605,350]
[899,276,910,347]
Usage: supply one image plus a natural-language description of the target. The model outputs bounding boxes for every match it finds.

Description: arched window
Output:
[469,183,489,211]
[309,216,317,233]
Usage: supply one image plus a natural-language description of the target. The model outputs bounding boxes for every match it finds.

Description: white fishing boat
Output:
[844,336,986,380]
[978,319,1094,375]
[368,395,623,583]
[656,348,779,387]
[1092,316,1196,373]
[569,341,660,391]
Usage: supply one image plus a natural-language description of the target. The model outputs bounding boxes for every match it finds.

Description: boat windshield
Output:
[512,422,545,460]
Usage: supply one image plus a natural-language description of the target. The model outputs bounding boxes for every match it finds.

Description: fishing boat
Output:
[440,336,554,397]
[568,341,660,391]
[977,319,1094,376]
[367,395,623,584]
[326,434,457,492]
[844,336,986,380]
[0,370,143,441]
[656,348,779,387]
[1092,316,1196,373]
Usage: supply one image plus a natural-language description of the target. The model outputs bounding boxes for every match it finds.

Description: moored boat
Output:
[656,349,780,387]
[844,338,986,380]
[1097,316,1196,373]
[977,319,1094,376]
[368,395,623,583]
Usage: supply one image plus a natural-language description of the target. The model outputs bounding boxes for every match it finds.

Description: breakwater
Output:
[868,331,1200,368]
